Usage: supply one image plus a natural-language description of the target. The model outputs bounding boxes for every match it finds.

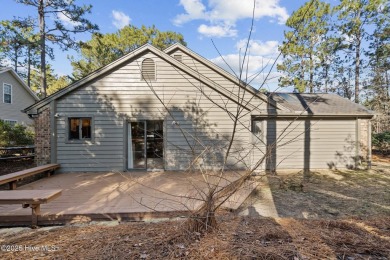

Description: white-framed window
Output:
[2,119,17,126]
[68,117,93,140]
[141,58,156,81]
[3,83,12,104]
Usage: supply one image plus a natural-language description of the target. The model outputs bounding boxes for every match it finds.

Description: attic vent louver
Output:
[141,58,156,81]
[173,55,182,62]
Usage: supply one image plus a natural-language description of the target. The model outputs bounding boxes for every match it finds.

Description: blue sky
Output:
[0,0,321,90]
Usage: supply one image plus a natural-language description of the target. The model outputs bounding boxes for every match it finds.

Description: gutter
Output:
[252,114,375,119]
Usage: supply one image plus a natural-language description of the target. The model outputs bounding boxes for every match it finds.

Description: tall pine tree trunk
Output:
[309,53,314,93]
[27,45,31,88]
[324,64,329,93]
[355,38,361,103]
[38,0,47,97]
[354,8,362,104]
[13,45,19,73]
[13,50,18,72]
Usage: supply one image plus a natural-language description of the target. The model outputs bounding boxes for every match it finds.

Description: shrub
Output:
[372,131,390,154]
[0,121,34,147]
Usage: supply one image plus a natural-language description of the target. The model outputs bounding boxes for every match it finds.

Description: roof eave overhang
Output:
[252,113,375,119]
[24,44,259,114]
[1,68,40,101]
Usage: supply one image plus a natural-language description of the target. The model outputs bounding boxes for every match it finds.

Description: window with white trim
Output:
[68,117,92,140]
[141,58,156,81]
[3,83,12,104]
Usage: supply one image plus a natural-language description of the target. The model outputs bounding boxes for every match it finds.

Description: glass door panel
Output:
[128,122,146,169]
[146,121,164,169]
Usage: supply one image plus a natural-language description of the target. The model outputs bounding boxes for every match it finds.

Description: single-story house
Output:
[23,44,374,173]
[0,67,39,126]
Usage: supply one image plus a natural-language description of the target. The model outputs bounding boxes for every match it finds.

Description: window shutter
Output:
[141,58,156,81]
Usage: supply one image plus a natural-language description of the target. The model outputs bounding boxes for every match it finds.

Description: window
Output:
[141,58,156,81]
[251,119,264,143]
[3,84,12,104]
[68,118,92,140]
[1,119,17,126]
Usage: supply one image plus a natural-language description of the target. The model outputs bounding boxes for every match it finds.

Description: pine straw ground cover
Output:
[0,215,389,259]
[0,159,389,259]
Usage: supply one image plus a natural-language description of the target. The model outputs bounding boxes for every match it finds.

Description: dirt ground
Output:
[0,156,389,259]
[267,160,390,219]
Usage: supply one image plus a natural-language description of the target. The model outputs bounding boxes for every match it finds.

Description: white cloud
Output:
[236,40,280,57]
[210,51,283,90]
[58,12,81,27]
[211,53,275,75]
[174,0,289,37]
[174,0,206,25]
[198,24,237,37]
[112,10,131,29]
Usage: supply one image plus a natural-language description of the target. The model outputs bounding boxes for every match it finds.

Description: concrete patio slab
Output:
[0,171,258,226]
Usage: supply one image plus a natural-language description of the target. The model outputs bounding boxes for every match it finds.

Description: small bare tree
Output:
[130,0,323,234]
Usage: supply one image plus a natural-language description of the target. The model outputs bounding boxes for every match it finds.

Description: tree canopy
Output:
[71,25,186,79]
[278,0,389,106]
[277,0,332,93]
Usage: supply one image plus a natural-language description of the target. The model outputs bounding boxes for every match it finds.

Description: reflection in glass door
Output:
[128,121,164,170]
[128,122,146,169]
[146,121,164,169]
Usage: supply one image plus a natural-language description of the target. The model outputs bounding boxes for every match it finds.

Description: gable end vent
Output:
[173,55,182,62]
[141,58,156,81]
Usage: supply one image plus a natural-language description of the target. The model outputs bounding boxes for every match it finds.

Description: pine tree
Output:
[15,0,98,97]
[277,0,331,93]
[334,0,387,103]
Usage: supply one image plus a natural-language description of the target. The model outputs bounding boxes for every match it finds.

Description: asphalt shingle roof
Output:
[267,93,374,116]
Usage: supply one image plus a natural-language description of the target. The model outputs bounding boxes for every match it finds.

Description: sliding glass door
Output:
[128,121,146,169]
[128,121,164,170]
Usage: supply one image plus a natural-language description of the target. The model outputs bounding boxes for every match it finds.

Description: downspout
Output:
[50,101,57,164]
[367,119,372,169]
[355,117,360,169]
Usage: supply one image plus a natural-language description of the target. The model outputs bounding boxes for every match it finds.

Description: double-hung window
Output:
[68,117,92,140]
[3,84,12,104]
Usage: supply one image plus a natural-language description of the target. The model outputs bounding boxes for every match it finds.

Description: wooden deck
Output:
[0,171,258,226]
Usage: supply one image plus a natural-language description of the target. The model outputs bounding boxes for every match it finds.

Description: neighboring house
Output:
[23,44,374,173]
[0,67,39,126]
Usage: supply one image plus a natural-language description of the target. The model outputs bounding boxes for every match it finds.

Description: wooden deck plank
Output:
[0,171,257,226]
[0,164,60,186]
[0,190,62,204]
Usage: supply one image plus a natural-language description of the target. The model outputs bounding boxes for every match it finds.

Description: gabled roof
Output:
[267,93,374,117]
[164,43,286,111]
[24,44,273,114]
[0,67,39,101]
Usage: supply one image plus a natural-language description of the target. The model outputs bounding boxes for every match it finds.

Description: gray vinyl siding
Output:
[169,49,268,112]
[0,71,35,126]
[55,51,264,172]
[263,118,357,170]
